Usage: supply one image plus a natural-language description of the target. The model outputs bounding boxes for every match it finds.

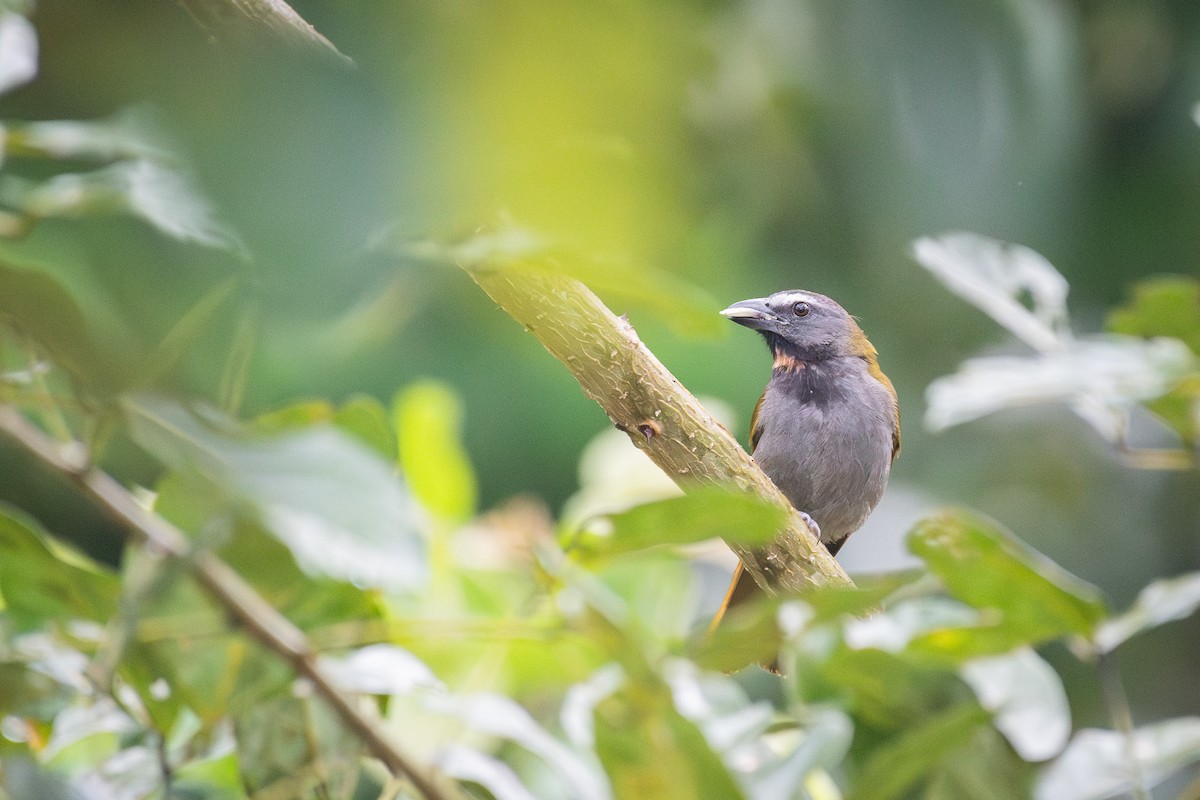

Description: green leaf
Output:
[907,511,1108,642]
[852,703,993,800]
[123,393,426,592]
[0,503,119,631]
[587,488,788,557]
[332,394,396,462]
[1094,571,1200,653]
[0,258,118,392]
[394,380,478,522]
[132,276,238,388]
[1107,275,1200,355]
[1035,718,1200,800]
[217,306,258,415]
[595,686,746,800]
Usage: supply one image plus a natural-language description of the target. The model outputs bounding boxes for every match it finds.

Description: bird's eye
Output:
[792,302,810,317]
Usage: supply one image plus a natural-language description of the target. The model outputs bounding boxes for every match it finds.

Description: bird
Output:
[711,289,900,630]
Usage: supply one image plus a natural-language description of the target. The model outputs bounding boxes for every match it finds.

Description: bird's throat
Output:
[772,351,807,373]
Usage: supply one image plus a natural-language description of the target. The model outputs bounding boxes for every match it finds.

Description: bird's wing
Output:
[749,391,765,453]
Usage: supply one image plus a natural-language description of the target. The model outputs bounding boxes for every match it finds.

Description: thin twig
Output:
[0,405,462,800]
[1097,651,1150,800]
[464,260,852,596]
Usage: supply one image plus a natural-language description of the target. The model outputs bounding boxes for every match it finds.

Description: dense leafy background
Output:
[1,1,1199,798]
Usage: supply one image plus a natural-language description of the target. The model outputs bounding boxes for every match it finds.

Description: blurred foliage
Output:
[2,1,1200,798]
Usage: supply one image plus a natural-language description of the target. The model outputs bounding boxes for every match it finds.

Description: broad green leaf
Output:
[132,276,238,388]
[1094,571,1200,653]
[852,703,992,800]
[0,503,119,631]
[594,685,746,800]
[124,393,426,592]
[586,488,788,557]
[172,750,244,800]
[395,380,477,522]
[332,394,396,461]
[0,259,118,391]
[1107,275,1200,355]
[255,396,396,462]
[907,511,1107,641]
[1034,718,1200,800]
[234,695,361,800]
[960,648,1070,761]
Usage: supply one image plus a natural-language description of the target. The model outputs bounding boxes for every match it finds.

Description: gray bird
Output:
[713,289,900,624]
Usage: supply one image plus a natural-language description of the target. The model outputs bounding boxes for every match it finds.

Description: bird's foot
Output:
[798,511,821,540]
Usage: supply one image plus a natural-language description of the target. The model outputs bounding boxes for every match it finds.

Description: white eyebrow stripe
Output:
[773,291,815,305]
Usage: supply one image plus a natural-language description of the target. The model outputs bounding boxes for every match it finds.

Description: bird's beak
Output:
[720,297,778,331]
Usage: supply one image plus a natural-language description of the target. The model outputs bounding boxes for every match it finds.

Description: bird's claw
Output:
[798,511,821,540]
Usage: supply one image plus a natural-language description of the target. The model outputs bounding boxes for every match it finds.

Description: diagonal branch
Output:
[464,260,852,595]
[0,406,462,800]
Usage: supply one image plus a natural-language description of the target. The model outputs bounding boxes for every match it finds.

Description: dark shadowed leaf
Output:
[124,394,426,592]
[1094,571,1200,653]
[1035,718,1200,800]
[0,503,118,632]
[852,703,993,800]
[131,277,238,389]
[907,511,1107,641]
[0,259,118,391]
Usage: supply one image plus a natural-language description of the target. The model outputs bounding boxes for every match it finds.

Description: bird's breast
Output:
[751,359,896,542]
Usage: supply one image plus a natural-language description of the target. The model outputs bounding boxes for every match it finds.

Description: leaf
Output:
[332,394,396,462]
[132,276,238,388]
[852,703,993,800]
[431,692,611,800]
[594,685,746,800]
[912,233,1071,353]
[124,393,426,592]
[0,11,37,95]
[402,223,725,338]
[1107,275,1200,355]
[586,488,788,557]
[0,258,118,391]
[0,503,119,631]
[664,661,854,797]
[217,307,258,415]
[322,644,442,696]
[1034,718,1200,800]
[923,336,1196,439]
[960,648,1070,762]
[395,380,478,522]
[907,511,1108,642]
[1093,571,1200,653]
[1,159,242,251]
[4,108,172,162]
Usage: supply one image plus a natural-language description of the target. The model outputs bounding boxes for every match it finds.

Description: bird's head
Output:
[720,290,876,365]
